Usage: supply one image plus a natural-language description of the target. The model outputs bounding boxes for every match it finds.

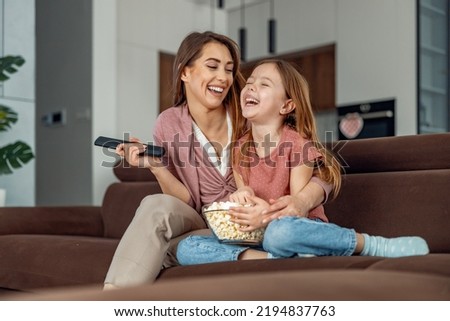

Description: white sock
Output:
[360,233,429,257]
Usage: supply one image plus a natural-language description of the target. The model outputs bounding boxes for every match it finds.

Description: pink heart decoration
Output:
[339,113,364,139]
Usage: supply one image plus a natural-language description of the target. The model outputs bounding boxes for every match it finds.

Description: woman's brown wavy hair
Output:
[172,31,247,144]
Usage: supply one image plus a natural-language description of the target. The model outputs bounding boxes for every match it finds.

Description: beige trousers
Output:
[104,194,209,287]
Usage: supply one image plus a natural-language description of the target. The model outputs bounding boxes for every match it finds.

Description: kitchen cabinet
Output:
[159,52,175,113]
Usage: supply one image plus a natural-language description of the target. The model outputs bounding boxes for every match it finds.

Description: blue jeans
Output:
[176,217,357,265]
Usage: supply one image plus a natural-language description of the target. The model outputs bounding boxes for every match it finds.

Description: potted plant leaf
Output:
[0,55,34,176]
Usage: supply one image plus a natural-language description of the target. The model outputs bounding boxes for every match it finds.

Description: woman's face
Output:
[240,63,287,125]
[181,42,234,111]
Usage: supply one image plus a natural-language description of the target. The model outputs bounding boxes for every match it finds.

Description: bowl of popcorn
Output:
[202,201,265,246]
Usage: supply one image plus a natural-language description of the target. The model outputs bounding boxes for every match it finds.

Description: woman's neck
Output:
[190,105,227,132]
[189,104,229,156]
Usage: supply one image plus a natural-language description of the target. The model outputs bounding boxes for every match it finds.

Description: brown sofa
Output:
[1,133,450,300]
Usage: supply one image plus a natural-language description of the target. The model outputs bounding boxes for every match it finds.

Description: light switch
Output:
[41,110,66,127]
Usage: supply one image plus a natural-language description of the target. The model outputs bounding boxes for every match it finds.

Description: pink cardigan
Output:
[153,104,227,213]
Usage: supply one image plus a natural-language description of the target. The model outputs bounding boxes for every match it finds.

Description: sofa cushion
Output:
[157,256,384,280]
[0,235,117,290]
[333,133,450,174]
[7,270,450,300]
[367,254,450,278]
[0,206,103,236]
[101,182,162,239]
[325,169,450,253]
[157,254,450,282]
[113,159,158,182]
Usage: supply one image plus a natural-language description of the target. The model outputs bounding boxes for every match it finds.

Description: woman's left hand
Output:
[229,195,270,231]
[261,195,308,224]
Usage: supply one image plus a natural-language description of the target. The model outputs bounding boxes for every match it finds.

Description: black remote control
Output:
[94,136,165,157]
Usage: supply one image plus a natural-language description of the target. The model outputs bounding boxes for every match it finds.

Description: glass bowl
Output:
[202,202,265,246]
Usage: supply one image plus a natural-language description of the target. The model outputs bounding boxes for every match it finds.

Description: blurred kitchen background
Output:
[0,0,448,206]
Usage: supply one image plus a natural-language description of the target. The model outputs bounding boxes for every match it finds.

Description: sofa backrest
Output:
[101,160,162,238]
[324,133,450,253]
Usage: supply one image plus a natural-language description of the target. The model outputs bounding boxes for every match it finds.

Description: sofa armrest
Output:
[0,206,103,237]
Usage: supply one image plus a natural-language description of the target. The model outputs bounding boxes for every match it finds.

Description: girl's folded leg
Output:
[263,217,357,257]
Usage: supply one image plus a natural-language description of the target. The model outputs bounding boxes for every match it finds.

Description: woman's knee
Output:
[135,194,182,223]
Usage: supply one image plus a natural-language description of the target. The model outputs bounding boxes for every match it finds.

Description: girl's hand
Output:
[261,195,309,224]
[116,137,163,170]
[229,195,270,231]
[229,186,255,205]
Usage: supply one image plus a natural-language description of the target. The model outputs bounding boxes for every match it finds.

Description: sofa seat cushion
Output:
[158,254,450,282]
[0,235,118,290]
[157,256,384,280]
[8,270,450,300]
[367,254,450,278]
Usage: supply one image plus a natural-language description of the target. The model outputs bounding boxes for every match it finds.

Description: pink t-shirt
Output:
[235,126,328,222]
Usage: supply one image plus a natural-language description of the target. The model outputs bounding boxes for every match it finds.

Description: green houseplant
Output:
[0,55,34,175]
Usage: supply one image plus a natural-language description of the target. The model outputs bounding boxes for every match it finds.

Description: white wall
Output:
[336,0,417,135]
[0,0,35,206]
[227,0,338,140]
[228,0,336,60]
[227,0,417,136]
[92,0,119,205]
[116,0,227,141]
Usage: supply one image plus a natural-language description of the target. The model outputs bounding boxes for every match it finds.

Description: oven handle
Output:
[339,110,393,120]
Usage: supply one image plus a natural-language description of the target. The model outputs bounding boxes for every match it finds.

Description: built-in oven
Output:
[337,99,395,140]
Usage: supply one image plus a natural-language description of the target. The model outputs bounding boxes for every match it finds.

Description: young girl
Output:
[104,34,331,289]
[176,59,429,264]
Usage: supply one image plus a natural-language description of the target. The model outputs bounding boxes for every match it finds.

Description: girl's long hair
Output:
[172,31,247,144]
[234,59,342,198]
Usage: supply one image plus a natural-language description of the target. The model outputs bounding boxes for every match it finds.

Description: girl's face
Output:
[240,63,289,125]
[181,42,234,111]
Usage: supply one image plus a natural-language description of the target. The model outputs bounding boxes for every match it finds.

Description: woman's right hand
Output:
[229,195,270,231]
[116,137,162,170]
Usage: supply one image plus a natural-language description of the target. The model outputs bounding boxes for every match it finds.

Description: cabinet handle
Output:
[339,110,393,120]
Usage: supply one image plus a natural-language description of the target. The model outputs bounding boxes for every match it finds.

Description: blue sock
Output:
[360,233,429,257]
